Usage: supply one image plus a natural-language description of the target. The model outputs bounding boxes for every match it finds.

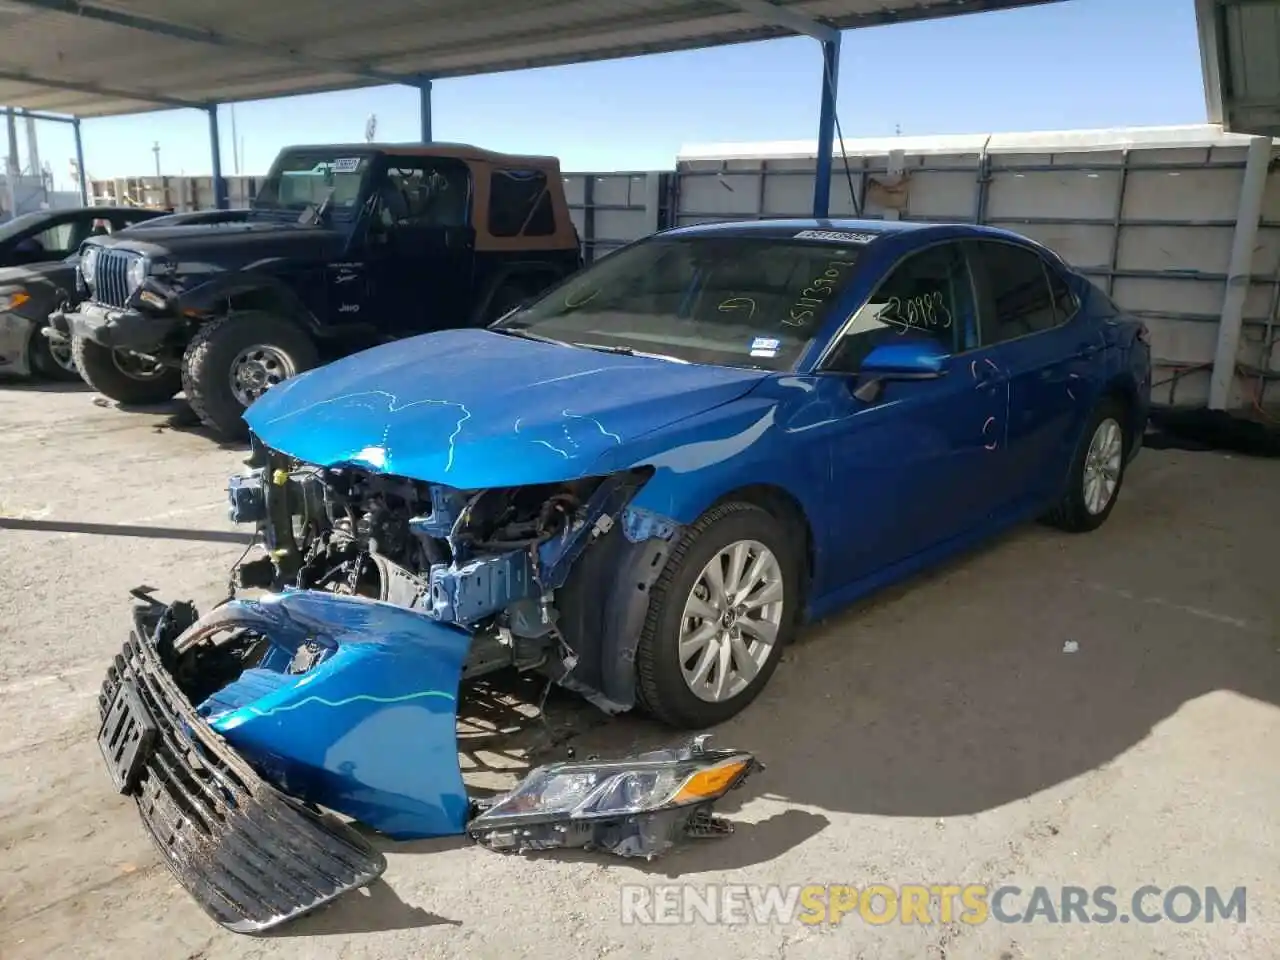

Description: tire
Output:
[71,335,182,405]
[635,501,801,729]
[182,311,320,441]
[1043,395,1130,533]
[28,324,82,381]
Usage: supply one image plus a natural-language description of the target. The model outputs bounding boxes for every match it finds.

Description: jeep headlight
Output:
[80,246,99,287]
[126,255,147,293]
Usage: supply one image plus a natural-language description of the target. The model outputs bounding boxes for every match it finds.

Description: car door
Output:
[363,157,474,335]
[965,239,1099,507]
[815,240,1013,586]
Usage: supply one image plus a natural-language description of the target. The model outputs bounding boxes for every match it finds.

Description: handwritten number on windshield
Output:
[784,260,854,328]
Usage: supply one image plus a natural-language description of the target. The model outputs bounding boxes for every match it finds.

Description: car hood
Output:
[89,220,347,267]
[0,260,77,296]
[244,328,771,488]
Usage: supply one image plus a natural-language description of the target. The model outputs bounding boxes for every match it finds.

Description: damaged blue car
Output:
[96,218,1150,932]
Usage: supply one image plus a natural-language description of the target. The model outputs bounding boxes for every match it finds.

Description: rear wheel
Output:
[71,335,182,404]
[1043,396,1129,532]
[635,502,800,729]
[182,311,320,441]
[28,324,81,381]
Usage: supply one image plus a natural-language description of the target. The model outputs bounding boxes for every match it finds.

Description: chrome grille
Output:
[92,248,138,308]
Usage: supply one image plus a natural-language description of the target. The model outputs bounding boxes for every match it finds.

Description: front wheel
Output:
[635,502,800,729]
[29,325,82,381]
[71,336,182,404]
[182,312,320,441]
[1043,396,1130,532]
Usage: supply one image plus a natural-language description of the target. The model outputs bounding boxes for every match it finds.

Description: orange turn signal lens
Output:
[670,757,751,805]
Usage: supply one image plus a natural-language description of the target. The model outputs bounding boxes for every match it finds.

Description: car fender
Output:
[177,269,321,333]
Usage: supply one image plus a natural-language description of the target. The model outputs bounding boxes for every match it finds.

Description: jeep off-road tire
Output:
[71,335,182,405]
[182,311,320,441]
[1043,395,1130,533]
[635,502,801,729]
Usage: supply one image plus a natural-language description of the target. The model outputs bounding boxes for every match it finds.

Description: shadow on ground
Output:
[0,375,90,393]
[423,452,1280,879]
[272,880,462,937]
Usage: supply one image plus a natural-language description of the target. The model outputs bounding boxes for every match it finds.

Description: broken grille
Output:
[97,616,387,933]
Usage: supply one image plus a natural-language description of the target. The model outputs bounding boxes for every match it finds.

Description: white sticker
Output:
[750,336,781,358]
[793,228,878,244]
[330,157,362,173]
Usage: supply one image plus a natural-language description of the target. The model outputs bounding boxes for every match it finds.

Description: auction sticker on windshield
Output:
[750,337,781,358]
[330,158,363,173]
[792,229,878,244]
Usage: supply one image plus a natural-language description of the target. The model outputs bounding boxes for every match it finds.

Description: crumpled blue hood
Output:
[244,328,770,487]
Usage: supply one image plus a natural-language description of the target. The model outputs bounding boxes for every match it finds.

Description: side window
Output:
[377,160,469,229]
[971,242,1059,345]
[25,220,83,257]
[1045,262,1077,324]
[825,242,971,374]
[489,169,555,237]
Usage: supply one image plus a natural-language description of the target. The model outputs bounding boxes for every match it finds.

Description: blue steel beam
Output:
[73,116,87,204]
[813,36,840,218]
[419,76,433,142]
[207,105,227,210]
[4,0,413,87]
[0,67,200,110]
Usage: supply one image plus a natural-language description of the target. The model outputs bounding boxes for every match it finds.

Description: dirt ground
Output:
[1,380,1277,960]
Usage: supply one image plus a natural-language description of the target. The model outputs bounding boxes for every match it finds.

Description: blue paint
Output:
[246,218,1150,633]
[199,590,473,839]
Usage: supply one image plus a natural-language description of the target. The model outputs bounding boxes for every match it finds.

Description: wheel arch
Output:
[181,274,319,334]
[705,483,816,609]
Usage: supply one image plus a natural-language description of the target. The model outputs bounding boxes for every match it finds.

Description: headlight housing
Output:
[126,255,148,293]
[80,245,99,288]
[468,735,761,857]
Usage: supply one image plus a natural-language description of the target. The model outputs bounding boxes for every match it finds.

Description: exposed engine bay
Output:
[225,435,665,708]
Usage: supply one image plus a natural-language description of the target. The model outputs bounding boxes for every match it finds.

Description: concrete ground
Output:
[1,380,1276,960]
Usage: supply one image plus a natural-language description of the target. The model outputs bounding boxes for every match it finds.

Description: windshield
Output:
[0,211,48,244]
[494,235,865,370]
[253,150,372,215]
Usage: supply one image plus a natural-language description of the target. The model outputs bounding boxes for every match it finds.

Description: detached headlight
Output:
[126,255,148,293]
[468,736,761,858]
[80,246,99,287]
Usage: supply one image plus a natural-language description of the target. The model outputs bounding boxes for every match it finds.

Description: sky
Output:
[15,0,1207,192]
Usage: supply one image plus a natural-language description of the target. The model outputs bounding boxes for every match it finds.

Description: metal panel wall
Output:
[676,134,1280,409]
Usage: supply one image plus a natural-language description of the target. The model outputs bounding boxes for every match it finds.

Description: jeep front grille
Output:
[92,248,138,308]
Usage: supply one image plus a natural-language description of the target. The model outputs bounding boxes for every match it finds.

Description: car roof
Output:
[278,142,561,169]
[660,217,1034,246]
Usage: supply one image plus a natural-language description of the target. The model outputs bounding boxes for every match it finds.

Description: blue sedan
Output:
[206,217,1151,732]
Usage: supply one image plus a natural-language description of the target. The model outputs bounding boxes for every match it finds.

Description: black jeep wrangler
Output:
[55,143,583,439]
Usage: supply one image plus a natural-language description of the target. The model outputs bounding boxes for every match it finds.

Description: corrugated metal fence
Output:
[90,124,1280,410]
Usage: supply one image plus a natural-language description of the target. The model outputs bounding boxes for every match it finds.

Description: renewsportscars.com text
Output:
[620,884,1247,926]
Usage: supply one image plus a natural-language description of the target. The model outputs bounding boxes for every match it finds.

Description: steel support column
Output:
[813,36,840,218]
[73,116,87,204]
[206,104,227,209]
[418,76,433,143]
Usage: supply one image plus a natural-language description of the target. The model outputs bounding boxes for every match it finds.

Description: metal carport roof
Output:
[0,0,1066,212]
[1197,0,1280,138]
[0,0,1062,117]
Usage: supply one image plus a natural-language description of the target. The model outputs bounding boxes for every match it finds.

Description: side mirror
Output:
[852,340,949,403]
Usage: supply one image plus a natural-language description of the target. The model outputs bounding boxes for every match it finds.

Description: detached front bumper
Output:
[63,300,178,352]
[96,608,387,934]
